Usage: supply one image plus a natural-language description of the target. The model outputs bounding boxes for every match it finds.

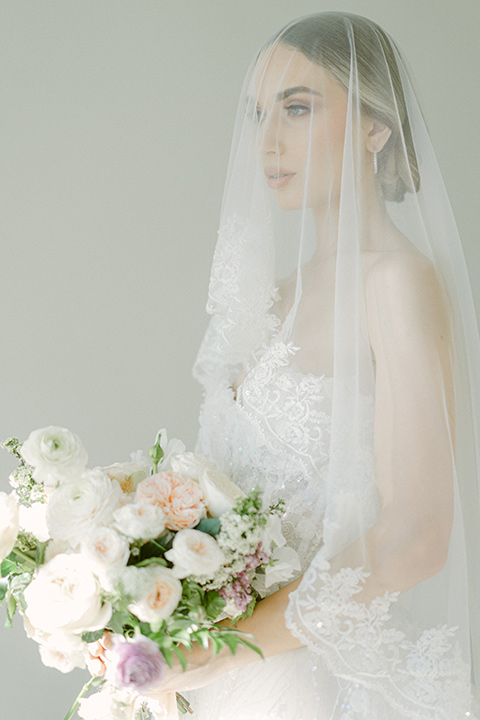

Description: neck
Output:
[310,180,394,262]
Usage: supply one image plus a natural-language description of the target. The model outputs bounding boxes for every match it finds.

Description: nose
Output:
[256,112,285,158]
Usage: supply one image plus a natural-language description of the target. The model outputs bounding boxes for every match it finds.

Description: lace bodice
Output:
[196,340,374,574]
[194,338,477,719]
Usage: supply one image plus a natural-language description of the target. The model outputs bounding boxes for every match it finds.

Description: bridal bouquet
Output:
[0,427,299,720]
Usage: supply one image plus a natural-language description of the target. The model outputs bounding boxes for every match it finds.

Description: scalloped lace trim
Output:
[286,558,476,720]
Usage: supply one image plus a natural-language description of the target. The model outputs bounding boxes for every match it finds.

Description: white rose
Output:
[38,631,87,673]
[171,453,244,517]
[20,426,88,486]
[100,461,150,495]
[127,566,182,624]
[112,502,166,540]
[165,528,225,579]
[264,546,302,588]
[0,492,19,561]
[81,527,130,589]
[19,502,50,542]
[78,686,134,720]
[24,553,112,634]
[46,469,122,548]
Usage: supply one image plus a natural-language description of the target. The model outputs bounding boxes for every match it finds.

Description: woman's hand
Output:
[147,576,304,696]
[145,641,235,696]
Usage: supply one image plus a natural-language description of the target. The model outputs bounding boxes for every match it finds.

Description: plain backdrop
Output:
[0,1,479,717]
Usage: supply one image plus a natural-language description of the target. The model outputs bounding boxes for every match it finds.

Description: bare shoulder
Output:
[366,249,437,294]
[365,250,451,343]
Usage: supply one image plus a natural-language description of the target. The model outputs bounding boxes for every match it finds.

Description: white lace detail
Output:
[204,213,280,366]
[195,339,477,719]
[286,556,476,720]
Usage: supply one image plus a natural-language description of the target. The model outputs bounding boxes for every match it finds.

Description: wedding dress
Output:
[189,12,480,719]
[189,336,376,719]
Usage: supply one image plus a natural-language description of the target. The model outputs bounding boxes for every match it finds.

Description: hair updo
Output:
[275,12,420,203]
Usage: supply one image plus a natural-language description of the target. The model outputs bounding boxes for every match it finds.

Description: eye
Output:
[245,104,266,124]
[285,103,310,117]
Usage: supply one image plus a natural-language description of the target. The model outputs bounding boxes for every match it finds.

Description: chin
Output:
[272,191,306,212]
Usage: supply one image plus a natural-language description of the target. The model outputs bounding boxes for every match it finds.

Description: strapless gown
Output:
[187,340,376,720]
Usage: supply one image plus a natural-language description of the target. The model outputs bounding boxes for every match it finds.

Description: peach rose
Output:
[127,566,182,623]
[135,472,206,531]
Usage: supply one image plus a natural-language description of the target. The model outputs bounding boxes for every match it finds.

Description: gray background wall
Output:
[0,1,478,717]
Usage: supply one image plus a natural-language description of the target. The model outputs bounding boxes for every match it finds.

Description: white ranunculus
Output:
[165,528,225,579]
[24,553,112,635]
[20,426,88,487]
[0,492,19,561]
[46,469,123,548]
[112,502,166,540]
[81,527,130,589]
[127,566,182,624]
[264,546,302,588]
[171,453,244,517]
[38,631,87,673]
[18,502,50,542]
[100,460,150,495]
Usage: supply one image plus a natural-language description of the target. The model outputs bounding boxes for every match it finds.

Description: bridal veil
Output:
[194,12,480,718]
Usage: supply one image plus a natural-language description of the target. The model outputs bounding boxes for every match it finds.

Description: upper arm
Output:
[365,252,455,534]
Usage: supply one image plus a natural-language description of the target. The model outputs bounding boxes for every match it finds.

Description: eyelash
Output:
[285,103,310,117]
[252,103,311,123]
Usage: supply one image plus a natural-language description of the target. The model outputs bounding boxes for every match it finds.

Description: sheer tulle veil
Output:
[194,12,480,717]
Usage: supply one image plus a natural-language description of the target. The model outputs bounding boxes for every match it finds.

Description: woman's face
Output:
[250,44,352,212]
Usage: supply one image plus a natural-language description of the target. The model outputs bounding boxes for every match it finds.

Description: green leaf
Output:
[35,542,48,567]
[82,629,105,644]
[205,591,226,622]
[107,611,132,634]
[135,557,167,569]
[1,558,18,578]
[193,628,211,649]
[0,577,9,603]
[160,644,173,668]
[238,636,264,659]
[5,591,17,628]
[222,633,240,655]
[8,572,31,612]
[210,634,224,654]
[181,580,204,608]
[195,518,221,537]
[172,645,188,672]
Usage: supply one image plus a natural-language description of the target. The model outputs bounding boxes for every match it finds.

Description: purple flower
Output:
[244,543,269,570]
[220,579,253,614]
[108,634,165,693]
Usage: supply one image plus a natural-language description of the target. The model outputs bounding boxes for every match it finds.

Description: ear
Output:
[365,119,392,153]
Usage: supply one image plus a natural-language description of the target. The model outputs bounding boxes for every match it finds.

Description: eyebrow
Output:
[276,86,322,100]
[246,86,322,107]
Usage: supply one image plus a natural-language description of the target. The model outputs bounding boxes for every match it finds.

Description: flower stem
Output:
[12,548,36,571]
[63,676,106,720]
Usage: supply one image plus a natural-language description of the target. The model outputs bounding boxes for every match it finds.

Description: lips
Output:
[264,167,296,189]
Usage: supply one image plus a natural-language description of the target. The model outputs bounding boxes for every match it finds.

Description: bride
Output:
[149,12,480,719]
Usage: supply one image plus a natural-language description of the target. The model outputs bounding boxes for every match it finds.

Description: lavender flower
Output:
[108,635,165,693]
[219,578,253,614]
